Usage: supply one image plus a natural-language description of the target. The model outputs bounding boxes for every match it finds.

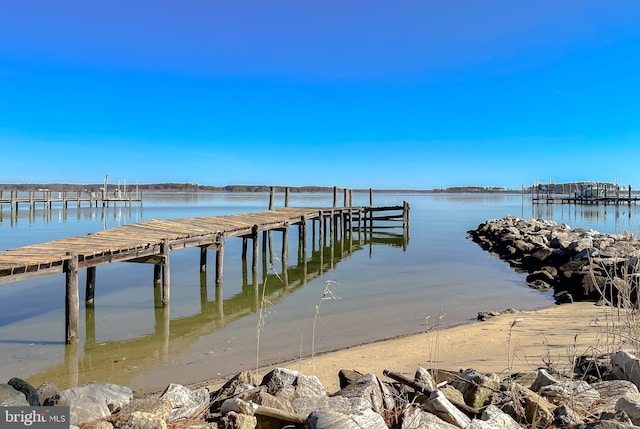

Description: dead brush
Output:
[255,256,284,378]
[588,249,640,356]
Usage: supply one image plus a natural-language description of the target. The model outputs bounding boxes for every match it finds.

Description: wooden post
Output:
[403,201,410,231]
[65,252,79,343]
[343,189,348,207]
[300,216,307,260]
[200,247,207,272]
[153,264,162,285]
[85,266,96,306]
[285,187,290,207]
[161,239,170,304]
[215,240,224,285]
[369,188,373,206]
[269,186,275,210]
[282,224,289,261]
[333,186,338,207]
[252,225,259,276]
[318,211,324,248]
[262,231,267,252]
[242,237,248,259]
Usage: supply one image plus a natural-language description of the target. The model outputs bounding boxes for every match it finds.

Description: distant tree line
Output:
[431,186,520,193]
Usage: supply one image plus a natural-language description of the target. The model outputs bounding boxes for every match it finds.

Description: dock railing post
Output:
[269,186,275,210]
[333,186,338,208]
[285,187,290,207]
[65,252,79,343]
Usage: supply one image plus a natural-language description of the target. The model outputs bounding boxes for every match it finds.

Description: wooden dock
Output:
[0,189,142,210]
[0,202,409,343]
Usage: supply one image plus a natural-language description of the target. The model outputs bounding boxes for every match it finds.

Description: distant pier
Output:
[0,189,142,211]
[530,181,640,205]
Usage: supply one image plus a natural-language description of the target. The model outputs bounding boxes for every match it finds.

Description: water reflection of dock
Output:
[0,202,409,343]
[26,219,408,390]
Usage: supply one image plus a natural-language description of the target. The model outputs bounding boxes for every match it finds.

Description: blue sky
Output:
[1,1,639,189]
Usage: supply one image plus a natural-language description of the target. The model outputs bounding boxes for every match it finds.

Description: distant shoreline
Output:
[0,183,523,194]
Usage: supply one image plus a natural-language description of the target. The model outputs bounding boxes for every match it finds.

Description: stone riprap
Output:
[4,351,640,428]
[467,215,640,304]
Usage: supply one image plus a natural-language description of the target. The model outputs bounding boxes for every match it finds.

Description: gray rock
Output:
[255,390,294,413]
[402,406,458,429]
[211,370,257,405]
[422,390,471,428]
[553,404,584,427]
[469,404,521,429]
[414,367,436,392]
[592,379,639,414]
[539,380,600,411]
[220,411,256,429]
[36,381,60,405]
[335,373,394,413]
[160,383,209,422]
[616,392,640,425]
[0,383,30,406]
[8,377,39,406]
[529,368,560,392]
[56,383,132,425]
[305,408,387,429]
[293,395,371,417]
[449,369,500,408]
[296,374,327,398]
[612,351,640,390]
[120,411,167,429]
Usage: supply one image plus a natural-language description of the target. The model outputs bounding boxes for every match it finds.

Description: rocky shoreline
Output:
[467,215,640,305]
[5,349,640,428]
[4,216,640,427]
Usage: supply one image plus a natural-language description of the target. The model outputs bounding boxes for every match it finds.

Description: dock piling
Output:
[85,266,96,306]
[161,239,170,304]
[65,252,79,343]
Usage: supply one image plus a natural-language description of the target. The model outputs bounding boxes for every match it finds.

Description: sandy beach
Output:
[196,301,620,394]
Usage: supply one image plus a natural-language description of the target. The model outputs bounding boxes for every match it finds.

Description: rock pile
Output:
[5,350,640,427]
[467,215,640,304]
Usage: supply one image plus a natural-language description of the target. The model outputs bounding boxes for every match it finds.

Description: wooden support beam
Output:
[85,266,96,306]
[251,224,259,276]
[242,237,248,259]
[300,216,307,258]
[65,252,79,343]
[161,239,170,304]
[153,264,161,285]
[282,224,289,261]
[215,240,224,285]
[200,247,207,272]
[285,187,290,207]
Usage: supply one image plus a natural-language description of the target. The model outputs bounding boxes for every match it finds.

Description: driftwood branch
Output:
[382,370,481,417]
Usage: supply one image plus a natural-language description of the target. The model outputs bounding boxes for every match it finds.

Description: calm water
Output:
[1,192,639,392]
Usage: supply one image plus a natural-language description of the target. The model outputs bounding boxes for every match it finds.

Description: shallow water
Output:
[0,192,638,391]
